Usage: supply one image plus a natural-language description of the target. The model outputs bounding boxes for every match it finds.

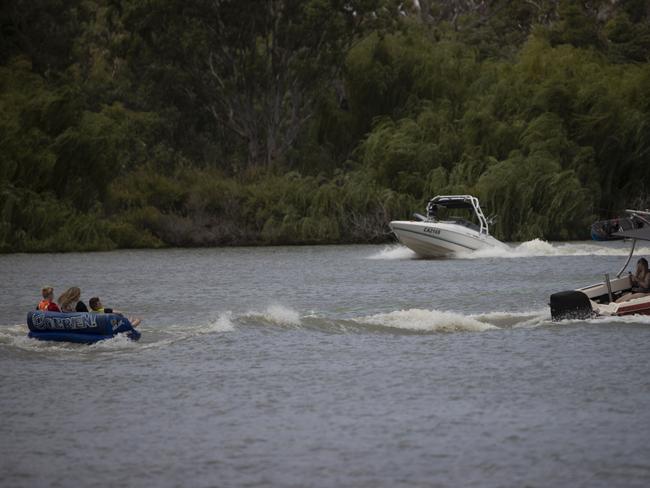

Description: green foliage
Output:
[0,0,83,73]
[353,31,649,239]
[548,1,603,49]
[0,186,110,252]
[2,2,650,251]
[475,152,592,241]
[103,168,413,247]
[604,12,650,62]
[344,30,478,138]
[121,0,402,167]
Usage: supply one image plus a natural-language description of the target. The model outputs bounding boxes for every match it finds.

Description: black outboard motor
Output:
[550,291,594,321]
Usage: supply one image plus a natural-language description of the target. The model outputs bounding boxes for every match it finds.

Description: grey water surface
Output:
[1,242,650,487]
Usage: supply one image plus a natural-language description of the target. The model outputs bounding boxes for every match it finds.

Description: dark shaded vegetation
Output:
[2,0,650,252]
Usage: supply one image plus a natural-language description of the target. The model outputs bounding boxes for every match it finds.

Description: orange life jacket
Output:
[38,299,51,311]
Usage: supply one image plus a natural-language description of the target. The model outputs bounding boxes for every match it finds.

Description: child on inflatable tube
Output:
[89,297,141,328]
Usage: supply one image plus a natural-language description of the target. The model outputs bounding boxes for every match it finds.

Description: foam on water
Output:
[191,312,236,333]
[89,332,140,350]
[357,308,499,332]
[371,239,650,260]
[0,324,25,341]
[368,245,418,260]
[461,239,650,259]
[243,305,302,326]
[470,310,552,329]
[213,312,236,331]
[0,324,116,354]
[565,312,650,326]
[353,307,650,332]
[0,324,47,350]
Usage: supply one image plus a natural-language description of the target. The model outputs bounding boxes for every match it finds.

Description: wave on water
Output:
[234,305,525,333]
[0,323,142,353]
[240,304,302,327]
[190,312,236,333]
[470,310,550,329]
[460,238,650,259]
[352,307,650,332]
[127,305,302,347]
[563,312,650,326]
[370,239,650,260]
[369,245,418,260]
[356,308,498,332]
[3,305,650,354]
[236,307,559,333]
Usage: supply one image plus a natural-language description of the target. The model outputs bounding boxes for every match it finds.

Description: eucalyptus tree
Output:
[0,0,81,74]
[122,0,401,168]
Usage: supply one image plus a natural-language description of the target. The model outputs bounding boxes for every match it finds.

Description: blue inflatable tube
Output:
[27,311,140,344]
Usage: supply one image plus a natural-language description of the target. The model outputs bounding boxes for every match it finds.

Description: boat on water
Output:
[551,210,650,320]
[389,195,509,258]
[590,213,645,241]
[27,310,140,344]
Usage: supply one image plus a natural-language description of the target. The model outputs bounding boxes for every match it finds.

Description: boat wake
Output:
[0,323,142,353]
[355,309,498,332]
[3,305,649,353]
[242,304,302,326]
[371,239,650,260]
[369,245,418,260]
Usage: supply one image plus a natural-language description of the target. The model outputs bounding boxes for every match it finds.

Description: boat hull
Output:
[550,275,650,320]
[552,208,650,320]
[594,296,650,317]
[390,221,508,258]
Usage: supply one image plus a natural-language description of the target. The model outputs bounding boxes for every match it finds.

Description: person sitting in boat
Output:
[58,287,89,312]
[89,296,141,327]
[616,258,650,303]
[37,286,61,312]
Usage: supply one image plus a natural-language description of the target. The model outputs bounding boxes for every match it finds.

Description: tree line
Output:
[1,0,650,252]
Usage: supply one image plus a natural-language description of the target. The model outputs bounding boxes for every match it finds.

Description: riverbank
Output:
[2,165,599,254]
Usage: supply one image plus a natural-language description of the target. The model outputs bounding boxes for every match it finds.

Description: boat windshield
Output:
[447,218,480,232]
[430,206,480,230]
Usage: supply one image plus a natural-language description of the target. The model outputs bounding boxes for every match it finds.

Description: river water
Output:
[1,240,650,487]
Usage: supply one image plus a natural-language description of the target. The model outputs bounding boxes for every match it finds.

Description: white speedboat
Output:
[551,210,650,320]
[389,195,509,258]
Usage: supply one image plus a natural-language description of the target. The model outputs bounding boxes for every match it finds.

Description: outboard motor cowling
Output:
[550,291,594,321]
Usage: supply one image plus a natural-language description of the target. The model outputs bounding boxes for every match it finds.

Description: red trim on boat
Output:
[616,301,650,316]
